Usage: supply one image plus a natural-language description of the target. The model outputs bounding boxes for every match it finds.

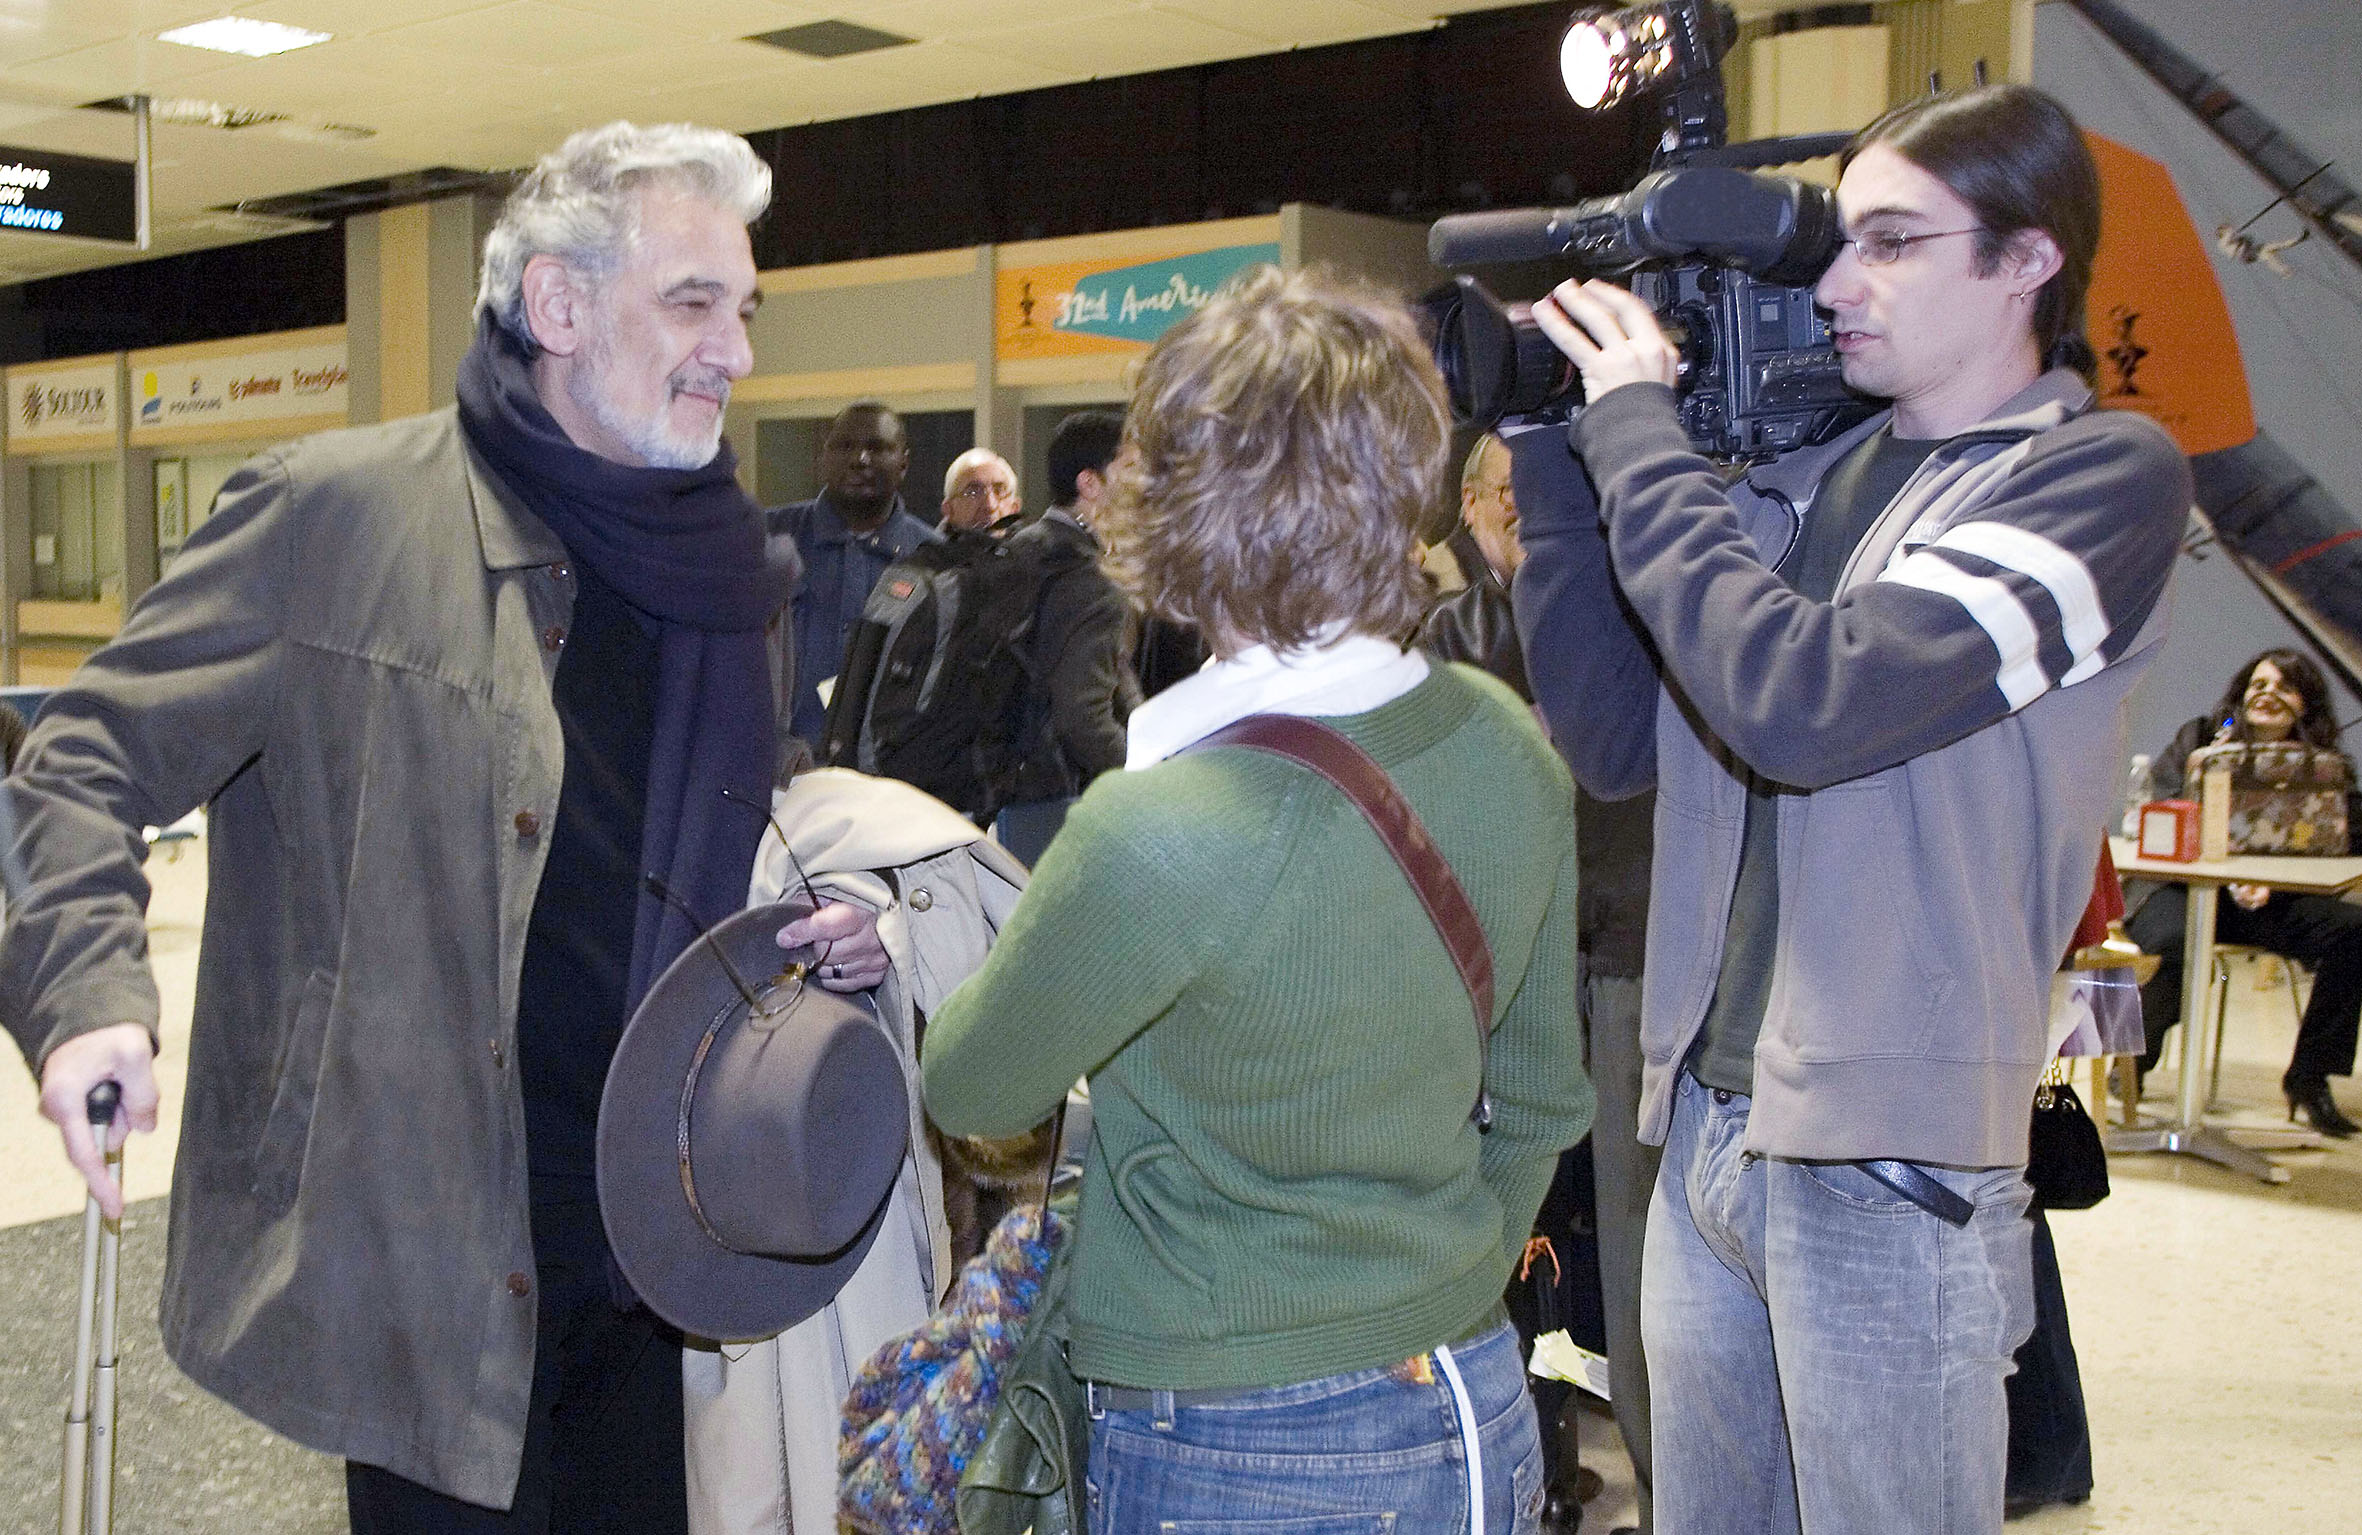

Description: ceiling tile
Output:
[836,0,1137,41]
[540,0,831,35]
[1152,0,1419,49]
[828,36,1073,96]
[963,7,1270,78]
[238,1,505,32]
[376,1,685,72]
[603,37,829,91]
[6,35,242,99]
[149,46,437,117]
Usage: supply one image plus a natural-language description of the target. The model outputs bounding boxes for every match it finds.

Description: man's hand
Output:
[39,1023,159,1220]
[2227,882,2271,912]
[1532,279,1681,400]
[779,902,890,992]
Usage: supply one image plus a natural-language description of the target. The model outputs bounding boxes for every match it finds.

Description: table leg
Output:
[2107,876,2317,1183]
[2175,881,2217,1131]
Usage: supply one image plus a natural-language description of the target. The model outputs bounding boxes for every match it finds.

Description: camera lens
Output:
[1423,276,1582,427]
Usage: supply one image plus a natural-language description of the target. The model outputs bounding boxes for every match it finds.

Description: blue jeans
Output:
[1644,1073,2034,1535]
[1085,1320,1544,1533]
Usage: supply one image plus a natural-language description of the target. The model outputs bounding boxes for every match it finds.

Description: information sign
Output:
[0,145,137,243]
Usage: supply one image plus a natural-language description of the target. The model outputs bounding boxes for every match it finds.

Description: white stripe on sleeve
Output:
[1882,550,2051,709]
[1929,520,2109,683]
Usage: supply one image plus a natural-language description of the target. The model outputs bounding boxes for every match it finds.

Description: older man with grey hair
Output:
[4,121,889,1531]
[940,445,1021,533]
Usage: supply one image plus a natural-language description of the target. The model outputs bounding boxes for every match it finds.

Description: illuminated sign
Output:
[996,243,1282,360]
[0,145,136,243]
[133,341,349,435]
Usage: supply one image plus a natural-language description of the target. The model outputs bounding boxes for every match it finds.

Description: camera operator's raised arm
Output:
[1507,421,1659,800]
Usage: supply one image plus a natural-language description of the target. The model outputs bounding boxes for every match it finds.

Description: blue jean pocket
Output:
[1800,1160,1937,1215]
[1511,1434,1545,1530]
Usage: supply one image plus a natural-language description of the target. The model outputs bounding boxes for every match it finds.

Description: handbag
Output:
[953,1231,1089,1535]
[2026,1062,2110,1210]
[2185,739,2352,854]
[839,1113,1072,1535]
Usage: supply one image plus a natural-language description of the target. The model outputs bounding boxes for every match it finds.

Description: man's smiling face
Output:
[564,182,759,469]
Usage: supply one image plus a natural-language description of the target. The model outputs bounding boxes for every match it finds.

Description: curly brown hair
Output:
[1100,264,1448,657]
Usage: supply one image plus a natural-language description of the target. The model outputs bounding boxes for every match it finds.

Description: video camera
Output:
[1424,1,1868,462]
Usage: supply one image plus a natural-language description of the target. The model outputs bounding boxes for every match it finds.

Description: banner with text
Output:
[8,360,119,447]
[996,243,1282,360]
[133,341,349,437]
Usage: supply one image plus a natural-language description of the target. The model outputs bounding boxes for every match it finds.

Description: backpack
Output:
[821,527,1083,822]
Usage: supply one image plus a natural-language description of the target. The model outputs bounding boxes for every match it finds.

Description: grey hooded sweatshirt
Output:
[1513,371,2190,1167]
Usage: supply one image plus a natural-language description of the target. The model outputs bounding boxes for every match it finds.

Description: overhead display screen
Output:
[0,145,136,242]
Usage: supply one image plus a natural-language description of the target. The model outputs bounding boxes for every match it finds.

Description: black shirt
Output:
[516,561,660,1180]
[1689,428,1941,1095]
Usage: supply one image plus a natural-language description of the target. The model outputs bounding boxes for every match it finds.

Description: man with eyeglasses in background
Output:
[1508,84,2190,1533]
[939,446,1023,534]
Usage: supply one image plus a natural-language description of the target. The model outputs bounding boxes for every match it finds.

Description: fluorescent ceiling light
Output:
[157,17,332,58]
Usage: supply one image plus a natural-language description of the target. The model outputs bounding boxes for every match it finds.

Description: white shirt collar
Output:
[1126,629,1430,769]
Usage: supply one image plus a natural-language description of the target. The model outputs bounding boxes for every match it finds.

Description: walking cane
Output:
[60,1079,123,1535]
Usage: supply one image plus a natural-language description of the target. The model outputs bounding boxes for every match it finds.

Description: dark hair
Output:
[1046,410,1125,507]
[2217,648,2340,749]
[1845,84,2102,380]
[0,701,23,774]
[829,400,903,438]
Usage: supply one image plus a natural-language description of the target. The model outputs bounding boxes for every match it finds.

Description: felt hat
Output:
[598,900,909,1340]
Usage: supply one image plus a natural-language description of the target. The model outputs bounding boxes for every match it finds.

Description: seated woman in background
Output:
[2128,648,2362,1135]
[921,265,1591,1534]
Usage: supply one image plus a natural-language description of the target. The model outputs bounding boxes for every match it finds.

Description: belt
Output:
[1085,1307,1513,1417]
[1858,1159,1976,1227]
[1084,1381,1250,1414]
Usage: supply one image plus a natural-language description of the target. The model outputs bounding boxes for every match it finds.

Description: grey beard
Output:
[569,367,725,470]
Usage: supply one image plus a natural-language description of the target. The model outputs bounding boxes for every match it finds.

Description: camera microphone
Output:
[1429,208,1594,267]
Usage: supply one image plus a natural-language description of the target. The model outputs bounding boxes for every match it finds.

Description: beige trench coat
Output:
[685,768,1026,1535]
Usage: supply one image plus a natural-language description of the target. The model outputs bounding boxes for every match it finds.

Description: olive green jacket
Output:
[0,407,783,1507]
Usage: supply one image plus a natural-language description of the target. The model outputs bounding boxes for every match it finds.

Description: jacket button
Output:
[505,1271,531,1297]
[908,887,932,912]
[489,1040,506,1067]
[548,563,570,581]
[514,809,541,838]
[542,626,566,652]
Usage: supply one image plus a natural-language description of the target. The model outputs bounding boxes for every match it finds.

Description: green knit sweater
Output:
[922,663,1592,1390]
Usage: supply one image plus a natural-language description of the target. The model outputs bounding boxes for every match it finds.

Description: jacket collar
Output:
[1945,367,2093,443]
[1740,368,2093,504]
[458,410,570,571]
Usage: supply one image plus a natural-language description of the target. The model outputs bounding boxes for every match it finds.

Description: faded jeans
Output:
[1644,1073,2034,1535]
[1085,1319,1544,1534]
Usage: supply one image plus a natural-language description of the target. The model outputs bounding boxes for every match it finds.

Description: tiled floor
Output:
[4,837,2358,1530]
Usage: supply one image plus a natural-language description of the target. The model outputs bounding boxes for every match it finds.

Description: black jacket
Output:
[1007,511,1139,801]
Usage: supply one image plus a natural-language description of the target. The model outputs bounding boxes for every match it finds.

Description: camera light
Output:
[1563,3,1731,113]
[1561,18,1623,111]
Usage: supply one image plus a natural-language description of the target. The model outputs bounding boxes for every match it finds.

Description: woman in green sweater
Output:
[921,265,1592,1534]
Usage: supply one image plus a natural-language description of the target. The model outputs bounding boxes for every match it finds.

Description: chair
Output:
[2199,944,2311,1106]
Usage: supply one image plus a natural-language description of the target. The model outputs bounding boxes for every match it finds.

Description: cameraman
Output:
[1510,85,2188,1533]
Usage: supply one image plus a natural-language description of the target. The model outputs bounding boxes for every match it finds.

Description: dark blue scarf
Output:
[456,315,796,1008]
